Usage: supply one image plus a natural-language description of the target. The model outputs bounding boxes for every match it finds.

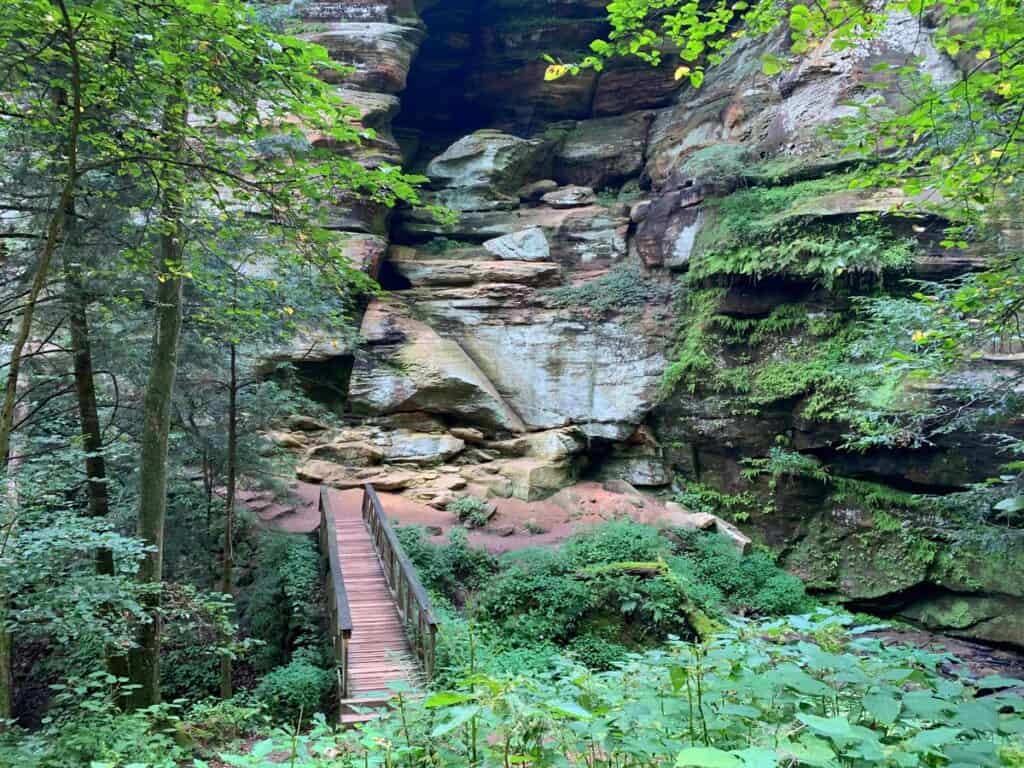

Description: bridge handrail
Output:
[361,483,438,681]
[318,487,353,699]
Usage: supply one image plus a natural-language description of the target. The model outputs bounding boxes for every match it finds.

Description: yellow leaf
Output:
[976,48,992,61]
[284,306,295,315]
[911,330,927,343]
[544,64,569,82]
[674,65,691,81]
[990,148,1004,159]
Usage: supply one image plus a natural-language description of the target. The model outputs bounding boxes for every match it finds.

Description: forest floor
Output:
[246,482,1024,684]
[256,479,680,553]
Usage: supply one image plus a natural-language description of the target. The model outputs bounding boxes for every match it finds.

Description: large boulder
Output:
[348,298,526,434]
[554,111,656,189]
[483,228,551,261]
[425,130,553,212]
[383,430,466,464]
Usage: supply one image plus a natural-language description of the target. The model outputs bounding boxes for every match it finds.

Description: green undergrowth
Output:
[204,610,1024,768]
[689,174,915,287]
[397,520,809,678]
[663,291,869,421]
[545,263,674,314]
[661,285,937,444]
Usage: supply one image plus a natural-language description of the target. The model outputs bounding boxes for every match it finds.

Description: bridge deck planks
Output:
[332,494,418,701]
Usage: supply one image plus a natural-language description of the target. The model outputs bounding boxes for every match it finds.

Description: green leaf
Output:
[676,747,743,767]
[545,700,593,720]
[993,497,1024,513]
[906,727,961,752]
[736,747,777,768]
[863,691,901,725]
[670,665,688,692]
[423,691,476,708]
[761,54,784,76]
[797,713,856,743]
[251,739,275,759]
[778,735,837,767]
[430,705,480,737]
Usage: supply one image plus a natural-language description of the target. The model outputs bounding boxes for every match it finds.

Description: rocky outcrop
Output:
[276,1,1024,650]
[348,298,526,433]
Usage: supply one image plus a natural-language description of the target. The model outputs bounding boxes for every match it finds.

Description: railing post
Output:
[361,483,439,683]
[320,488,353,704]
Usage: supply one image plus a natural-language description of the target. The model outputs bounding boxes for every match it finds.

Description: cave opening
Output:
[394,1,490,171]
[377,259,413,291]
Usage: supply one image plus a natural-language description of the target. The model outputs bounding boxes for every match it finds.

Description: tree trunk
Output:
[220,342,237,700]
[64,245,133,688]
[0,0,85,723]
[127,94,187,711]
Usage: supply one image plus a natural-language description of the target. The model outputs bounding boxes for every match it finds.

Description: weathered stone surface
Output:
[518,180,559,201]
[450,427,486,443]
[599,444,671,487]
[554,111,655,189]
[383,431,465,464]
[899,595,1024,648]
[483,228,551,261]
[635,184,706,269]
[307,440,385,467]
[414,304,672,440]
[306,23,424,93]
[500,457,579,502]
[287,415,329,432]
[398,204,629,268]
[349,298,526,433]
[645,14,957,190]
[491,427,588,461]
[391,258,562,287]
[542,185,597,209]
[266,431,308,450]
[425,130,552,212]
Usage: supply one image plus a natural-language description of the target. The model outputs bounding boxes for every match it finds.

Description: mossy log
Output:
[573,560,721,641]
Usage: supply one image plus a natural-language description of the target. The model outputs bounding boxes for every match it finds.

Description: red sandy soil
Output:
[251,480,676,554]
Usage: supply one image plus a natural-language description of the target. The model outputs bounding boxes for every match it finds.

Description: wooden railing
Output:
[361,483,439,681]
[318,488,353,700]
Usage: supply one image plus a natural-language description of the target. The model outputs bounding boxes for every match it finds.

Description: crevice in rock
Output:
[291,355,354,412]
[378,259,414,291]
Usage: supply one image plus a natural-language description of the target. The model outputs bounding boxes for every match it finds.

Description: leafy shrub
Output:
[446,495,494,529]
[670,529,811,616]
[396,525,497,601]
[0,672,186,768]
[216,611,1024,768]
[183,695,266,745]
[253,659,331,723]
[562,520,669,566]
[476,548,592,644]
[565,633,630,671]
[239,531,321,672]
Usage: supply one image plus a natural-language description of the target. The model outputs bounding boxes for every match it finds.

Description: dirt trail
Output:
[254,479,677,553]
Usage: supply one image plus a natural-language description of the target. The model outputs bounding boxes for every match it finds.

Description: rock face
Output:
[279,1,1024,650]
[348,298,526,434]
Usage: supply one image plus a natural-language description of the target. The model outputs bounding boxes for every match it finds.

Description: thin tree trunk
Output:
[220,342,237,699]
[127,94,187,711]
[64,245,132,688]
[0,0,84,723]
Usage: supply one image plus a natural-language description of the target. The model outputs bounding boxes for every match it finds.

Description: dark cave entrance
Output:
[377,259,413,291]
[394,2,491,170]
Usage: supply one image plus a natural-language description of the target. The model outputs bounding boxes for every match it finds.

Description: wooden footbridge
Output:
[318,484,437,722]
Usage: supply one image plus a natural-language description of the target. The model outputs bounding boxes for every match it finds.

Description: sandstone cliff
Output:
[277,0,1024,648]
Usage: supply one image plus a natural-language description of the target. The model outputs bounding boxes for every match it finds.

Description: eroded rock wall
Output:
[284,1,1024,647]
